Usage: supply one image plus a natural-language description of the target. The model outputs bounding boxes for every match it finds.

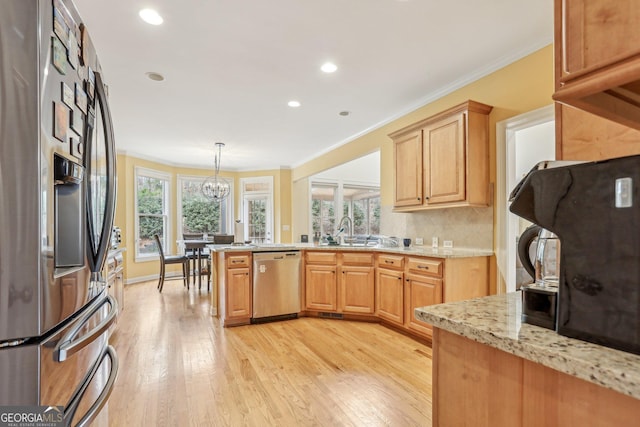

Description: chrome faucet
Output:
[336,215,353,244]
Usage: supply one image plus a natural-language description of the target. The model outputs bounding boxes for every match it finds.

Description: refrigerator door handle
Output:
[86,71,117,274]
[55,295,118,362]
[65,345,119,427]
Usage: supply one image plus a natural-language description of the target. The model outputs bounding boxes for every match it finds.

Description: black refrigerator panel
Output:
[509,155,640,354]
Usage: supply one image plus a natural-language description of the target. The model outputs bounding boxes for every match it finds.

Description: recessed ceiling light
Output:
[321,62,338,73]
[288,100,301,108]
[139,9,163,25]
[146,72,165,81]
[339,111,350,116]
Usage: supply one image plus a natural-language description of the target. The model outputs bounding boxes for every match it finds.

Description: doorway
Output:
[496,105,555,293]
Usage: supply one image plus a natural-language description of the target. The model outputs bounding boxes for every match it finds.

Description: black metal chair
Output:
[154,234,189,292]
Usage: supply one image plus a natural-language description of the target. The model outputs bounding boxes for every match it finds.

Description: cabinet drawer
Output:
[377,254,404,270]
[341,252,374,266]
[407,257,442,277]
[226,254,250,268]
[306,251,337,265]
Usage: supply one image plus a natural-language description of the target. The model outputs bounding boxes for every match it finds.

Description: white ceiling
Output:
[73,0,553,172]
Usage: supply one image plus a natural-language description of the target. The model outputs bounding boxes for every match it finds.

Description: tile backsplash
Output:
[380,206,493,250]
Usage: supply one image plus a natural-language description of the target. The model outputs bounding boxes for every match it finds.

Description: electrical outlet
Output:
[432,237,439,248]
[443,240,453,248]
[415,237,424,245]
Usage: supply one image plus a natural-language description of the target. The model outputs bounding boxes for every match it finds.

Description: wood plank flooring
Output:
[107,280,433,426]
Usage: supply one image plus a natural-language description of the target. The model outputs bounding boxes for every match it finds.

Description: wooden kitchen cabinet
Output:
[218,252,252,326]
[305,251,338,312]
[301,250,488,341]
[339,252,375,314]
[226,267,251,319]
[305,265,337,311]
[405,257,443,338]
[423,113,466,205]
[393,130,423,207]
[375,253,487,340]
[375,255,405,325]
[376,267,404,325]
[553,0,640,133]
[432,328,640,427]
[390,100,492,210]
[406,274,442,337]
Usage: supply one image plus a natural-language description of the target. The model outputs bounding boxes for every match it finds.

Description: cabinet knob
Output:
[417,197,420,201]
[397,277,402,280]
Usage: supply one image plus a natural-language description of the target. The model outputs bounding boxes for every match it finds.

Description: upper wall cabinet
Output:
[553,0,640,131]
[389,100,492,211]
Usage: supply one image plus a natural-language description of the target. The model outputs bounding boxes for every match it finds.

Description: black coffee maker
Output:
[509,156,640,355]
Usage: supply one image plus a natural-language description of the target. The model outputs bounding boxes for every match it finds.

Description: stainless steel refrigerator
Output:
[0,0,118,424]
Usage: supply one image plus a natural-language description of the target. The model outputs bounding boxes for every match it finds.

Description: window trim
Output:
[134,167,171,262]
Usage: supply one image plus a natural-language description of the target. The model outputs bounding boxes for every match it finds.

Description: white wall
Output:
[313,151,380,185]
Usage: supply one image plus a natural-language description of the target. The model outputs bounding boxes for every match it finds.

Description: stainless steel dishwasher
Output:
[252,251,301,322]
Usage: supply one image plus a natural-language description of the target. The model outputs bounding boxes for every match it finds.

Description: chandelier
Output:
[201,142,231,202]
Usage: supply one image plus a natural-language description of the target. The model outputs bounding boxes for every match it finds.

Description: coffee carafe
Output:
[517,225,560,287]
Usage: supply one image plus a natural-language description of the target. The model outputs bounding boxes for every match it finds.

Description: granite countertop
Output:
[415,292,640,399]
[208,243,492,259]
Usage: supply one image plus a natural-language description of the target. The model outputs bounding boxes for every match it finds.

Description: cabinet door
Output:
[394,130,423,207]
[423,113,465,205]
[227,267,251,319]
[305,265,337,311]
[376,268,404,325]
[340,266,374,314]
[406,273,442,337]
[560,0,640,80]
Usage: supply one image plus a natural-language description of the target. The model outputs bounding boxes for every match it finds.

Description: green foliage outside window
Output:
[137,175,166,255]
[181,180,223,234]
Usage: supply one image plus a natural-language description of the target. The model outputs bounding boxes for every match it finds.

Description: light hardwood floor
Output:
[107,280,433,426]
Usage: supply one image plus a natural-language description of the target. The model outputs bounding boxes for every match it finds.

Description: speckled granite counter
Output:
[209,243,493,259]
[415,292,640,399]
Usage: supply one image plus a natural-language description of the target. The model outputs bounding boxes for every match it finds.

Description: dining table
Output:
[179,239,211,290]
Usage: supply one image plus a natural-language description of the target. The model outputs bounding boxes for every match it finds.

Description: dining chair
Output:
[154,234,189,292]
[212,234,235,244]
[182,232,204,286]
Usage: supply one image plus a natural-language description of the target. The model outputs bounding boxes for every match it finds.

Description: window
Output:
[241,177,273,243]
[135,168,170,259]
[178,175,232,237]
[311,184,337,236]
[311,181,380,238]
[343,185,380,235]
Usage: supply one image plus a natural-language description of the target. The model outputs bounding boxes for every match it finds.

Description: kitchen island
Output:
[416,292,640,426]
[209,243,492,337]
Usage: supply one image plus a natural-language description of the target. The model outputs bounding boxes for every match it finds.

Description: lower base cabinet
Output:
[406,273,442,336]
[432,328,640,427]
[374,254,487,340]
[227,267,251,318]
[376,267,404,325]
[305,264,337,311]
[219,249,489,338]
[340,265,375,314]
[218,252,252,326]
